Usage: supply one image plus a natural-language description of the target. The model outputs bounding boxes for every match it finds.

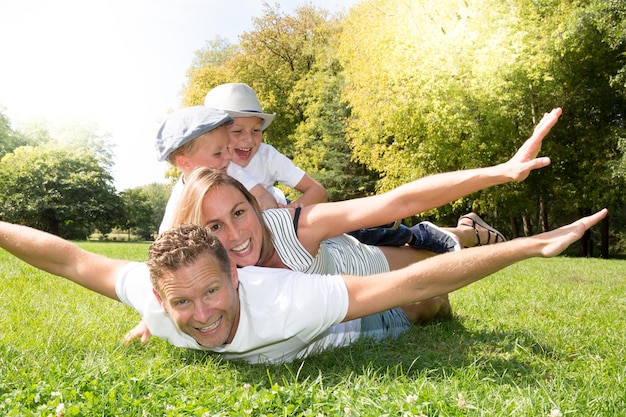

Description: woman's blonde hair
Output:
[172,168,274,265]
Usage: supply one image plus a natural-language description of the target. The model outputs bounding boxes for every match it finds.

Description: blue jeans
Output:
[348,222,459,254]
[360,307,411,341]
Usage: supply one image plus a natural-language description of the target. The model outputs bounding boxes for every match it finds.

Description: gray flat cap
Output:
[155,106,233,162]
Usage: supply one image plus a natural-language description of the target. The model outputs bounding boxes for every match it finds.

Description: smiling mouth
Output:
[231,238,251,255]
[234,147,252,160]
[198,317,221,333]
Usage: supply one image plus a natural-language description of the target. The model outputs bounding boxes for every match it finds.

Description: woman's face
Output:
[201,184,264,267]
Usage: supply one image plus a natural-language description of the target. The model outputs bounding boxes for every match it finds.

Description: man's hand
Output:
[534,208,607,258]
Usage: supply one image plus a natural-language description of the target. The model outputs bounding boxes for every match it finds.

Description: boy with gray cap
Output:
[155,106,278,234]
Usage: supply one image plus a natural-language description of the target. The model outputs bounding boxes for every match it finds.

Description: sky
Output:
[0,0,357,191]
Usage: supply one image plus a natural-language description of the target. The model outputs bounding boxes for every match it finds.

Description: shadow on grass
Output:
[176,316,560,388]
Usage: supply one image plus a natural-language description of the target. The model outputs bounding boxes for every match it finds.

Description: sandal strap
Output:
[459,213,506,246]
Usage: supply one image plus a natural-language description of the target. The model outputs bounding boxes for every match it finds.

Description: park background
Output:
[1,1,626,415]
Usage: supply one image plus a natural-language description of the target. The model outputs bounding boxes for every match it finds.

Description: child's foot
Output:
[409,221,462,253]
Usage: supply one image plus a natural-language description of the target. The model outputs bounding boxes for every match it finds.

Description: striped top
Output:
[262,208,390,276]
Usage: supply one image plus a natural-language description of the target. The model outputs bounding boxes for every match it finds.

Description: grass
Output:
[1,242,625,416]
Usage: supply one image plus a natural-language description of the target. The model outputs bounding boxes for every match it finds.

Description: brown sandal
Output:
[458,213,506,246]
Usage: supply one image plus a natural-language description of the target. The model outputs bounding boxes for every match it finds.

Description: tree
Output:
[0,110,31,159]
[289,68,378,201]
[337,0,625,255]
[0,145,122,239]
[183,36,240,107]
[118,188,154,240]
[234,4,344,155]
[183,4,377,201]
[14,118,116,168]
[134,182,171,239]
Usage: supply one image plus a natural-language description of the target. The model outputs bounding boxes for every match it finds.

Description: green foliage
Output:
[0,110,31,159]
[116,182,171,240]
[45,120,117,170]
[118,188,155,240]
[138,182,171,236]
[337,0,625,242]
[182,4,374,202]
[339,0,532,189]
[289,70,378,201]
[183,37,241,107]
[0,145,122,239]
[236,4,343,155]
[1,243,625,415]
[13,118,117,170]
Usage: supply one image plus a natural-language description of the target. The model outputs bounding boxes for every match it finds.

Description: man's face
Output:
[178,126,232,177]
[153,254,240,347]
[226,116,263,167]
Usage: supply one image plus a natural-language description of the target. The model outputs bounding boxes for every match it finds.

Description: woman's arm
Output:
[0,221,128,300]
[298,108,561,245]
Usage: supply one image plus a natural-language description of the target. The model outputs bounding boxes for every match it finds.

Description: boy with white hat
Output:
[204,82,328,208]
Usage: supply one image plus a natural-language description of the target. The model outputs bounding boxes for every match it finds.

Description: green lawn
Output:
[1,242,625,416]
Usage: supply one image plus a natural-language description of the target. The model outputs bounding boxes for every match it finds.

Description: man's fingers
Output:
[577,208,608,231]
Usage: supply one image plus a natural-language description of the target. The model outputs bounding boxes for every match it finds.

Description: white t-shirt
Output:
[238,143,305,205]
[159,164,260,234]
[115,262,360,364]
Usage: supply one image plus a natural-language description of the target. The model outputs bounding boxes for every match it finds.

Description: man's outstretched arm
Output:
[343,209,608,321]
[0,221,128,300]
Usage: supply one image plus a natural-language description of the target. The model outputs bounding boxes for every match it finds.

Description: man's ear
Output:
[229,260,239,290]
[153,288,168,314]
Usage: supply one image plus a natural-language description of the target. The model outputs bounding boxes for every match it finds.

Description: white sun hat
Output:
[204,83,276,130]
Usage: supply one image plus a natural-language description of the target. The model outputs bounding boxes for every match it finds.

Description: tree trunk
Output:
[522,215,533,236]
[510,212,519,239]
[601,214,610,259]
[540,197,549,233]
[578,207,591,257]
